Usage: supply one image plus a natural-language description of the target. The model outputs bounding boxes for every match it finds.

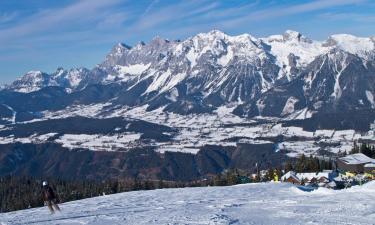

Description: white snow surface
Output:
[0,133,58,145]
[55,133,141,151]
[117,63,150,75]
[329,34,375,58]
[366,90,375,108]
[2,182,375,225]
[262,31,328,80]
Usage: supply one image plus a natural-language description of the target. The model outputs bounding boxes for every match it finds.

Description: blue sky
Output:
[0,0,374,84]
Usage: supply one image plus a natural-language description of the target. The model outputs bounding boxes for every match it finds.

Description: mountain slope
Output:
[5,30,374,117]
[2,182,375,225]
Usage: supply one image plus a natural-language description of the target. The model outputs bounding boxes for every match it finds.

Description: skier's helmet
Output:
[42,181,48,186]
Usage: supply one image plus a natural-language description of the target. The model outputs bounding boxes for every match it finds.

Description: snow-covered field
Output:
[2,182,375,225]
[2,102,375,156]
[28,103,375,156]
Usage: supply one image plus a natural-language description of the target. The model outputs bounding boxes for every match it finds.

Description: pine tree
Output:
[284,161,293,172]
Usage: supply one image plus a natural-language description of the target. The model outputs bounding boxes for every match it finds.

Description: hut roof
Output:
[281,171,300,182]
[296,172,330,181]
[339,153,375,165]
[364,163,375,168]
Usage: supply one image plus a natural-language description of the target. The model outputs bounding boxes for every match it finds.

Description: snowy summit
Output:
[7,30,375,95]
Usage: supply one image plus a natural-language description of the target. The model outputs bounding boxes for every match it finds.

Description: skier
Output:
[42,181,61,214]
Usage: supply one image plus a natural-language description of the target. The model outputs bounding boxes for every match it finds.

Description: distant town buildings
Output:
[282,153,375,189]
[337,153,375,173]
[281,170,337,188]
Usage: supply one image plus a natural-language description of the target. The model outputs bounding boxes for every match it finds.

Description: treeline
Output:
[211,169,252,186]
[211,155,334,186]
[1,169,279,213]
[0,176,209,213]
[0,154,340,213]
[284,154,333,173]
[211,168,282,186]
[351,142,375,158]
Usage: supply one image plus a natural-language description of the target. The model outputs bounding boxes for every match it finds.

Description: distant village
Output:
[279,143,375,190]
[281,152,375,190]
[212,143,375,191]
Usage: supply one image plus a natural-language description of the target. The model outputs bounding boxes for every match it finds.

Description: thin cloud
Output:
[319,12,375,23]
[97,12,130,30]
[134,0,217,31]
[0,0,373,82]
[0,0,123,42]
[0,12,18,24]
[126,0,367,39]
[142,0,159,17]
[219,0,367,28]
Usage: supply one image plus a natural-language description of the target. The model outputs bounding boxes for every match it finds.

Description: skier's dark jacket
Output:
[42,185,56,201]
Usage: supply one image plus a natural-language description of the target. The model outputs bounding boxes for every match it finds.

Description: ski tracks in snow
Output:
[2,183,375,224]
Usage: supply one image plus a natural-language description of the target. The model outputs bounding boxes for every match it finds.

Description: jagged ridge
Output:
[4,30,375,117]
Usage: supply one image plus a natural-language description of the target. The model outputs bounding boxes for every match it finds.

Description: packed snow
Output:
[2,182,375,225]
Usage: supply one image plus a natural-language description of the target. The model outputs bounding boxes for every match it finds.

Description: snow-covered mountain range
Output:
[0,30,375,180]
[6,30,375,117]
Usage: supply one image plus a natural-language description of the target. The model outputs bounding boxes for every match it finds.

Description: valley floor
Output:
[1,182,375,225]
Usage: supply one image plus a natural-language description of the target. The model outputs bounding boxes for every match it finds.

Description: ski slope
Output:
[1,182,375,225]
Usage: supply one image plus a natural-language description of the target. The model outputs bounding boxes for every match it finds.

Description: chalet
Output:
[297,171,332,185]
[281,171,301,184]
[337,153,375,173]
[282,170,336,187]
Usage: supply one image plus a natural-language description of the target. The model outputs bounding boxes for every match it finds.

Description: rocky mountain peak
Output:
[150,36,170,44]
[6,28,375,117]
[283,30,302,41]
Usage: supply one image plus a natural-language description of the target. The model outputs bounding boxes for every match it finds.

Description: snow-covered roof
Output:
[281,171,300,182]
[339,153,375,165]
[296,172,330,181]
[282,171,334,182]
[364,163,375,168]
[327,181,337,188]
